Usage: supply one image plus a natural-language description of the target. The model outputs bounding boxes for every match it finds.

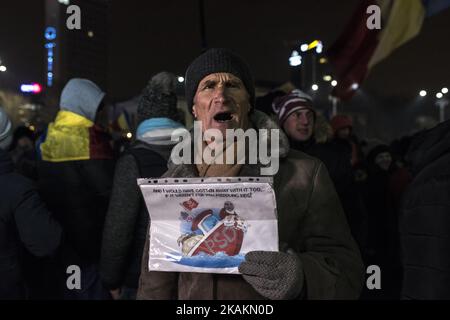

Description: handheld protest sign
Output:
[138,177,279,274]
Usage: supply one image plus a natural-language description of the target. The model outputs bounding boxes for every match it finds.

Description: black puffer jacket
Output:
[0,149,62,299]
[400,120,450,299]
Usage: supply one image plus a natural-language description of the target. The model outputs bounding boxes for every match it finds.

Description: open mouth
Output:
[213,112,234,123]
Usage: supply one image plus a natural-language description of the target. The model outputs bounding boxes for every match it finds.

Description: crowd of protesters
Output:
[1,48,449,300]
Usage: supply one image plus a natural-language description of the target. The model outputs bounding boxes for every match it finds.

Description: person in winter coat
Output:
[100,72,185,300]
[273,90,368,254]
[364,144,411,299]
[400,120,450,299]
[137,48,364,300]
[330,115,364,168]
[36,78,115,300]
[0,107,62,300]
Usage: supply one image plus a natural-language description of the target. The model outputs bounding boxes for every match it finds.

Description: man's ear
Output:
[192,105,197,118]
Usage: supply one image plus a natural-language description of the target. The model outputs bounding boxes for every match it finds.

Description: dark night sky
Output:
[1,0,449,101]
[0,1,45,89]
[107,0,361,99]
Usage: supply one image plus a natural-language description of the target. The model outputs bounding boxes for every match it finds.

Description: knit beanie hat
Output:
[137,71,178,124]
[272,89,315,126]
[0,107,13,150]
[184,48,255,113]
[367,144,391,166]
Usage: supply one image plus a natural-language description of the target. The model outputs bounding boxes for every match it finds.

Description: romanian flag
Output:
[38,110,113,162]
[109,110,131,133]
[327,0,450,100]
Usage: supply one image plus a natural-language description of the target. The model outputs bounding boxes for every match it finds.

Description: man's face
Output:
[282,109,314,142]
[336,127,351,140]
[192,73,251,138]
[375,152,392,171]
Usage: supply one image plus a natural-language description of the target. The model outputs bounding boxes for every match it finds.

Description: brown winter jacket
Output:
[137,111,365,300]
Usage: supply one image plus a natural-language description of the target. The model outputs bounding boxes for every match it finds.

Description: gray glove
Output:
[238,250,304,300]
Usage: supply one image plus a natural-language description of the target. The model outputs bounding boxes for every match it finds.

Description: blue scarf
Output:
[136,118,185,145]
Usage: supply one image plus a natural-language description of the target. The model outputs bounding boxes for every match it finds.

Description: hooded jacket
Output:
[0,149,62,299]
[400,120,450,299]
[39,79,111,163]
[37,79,114,265]
[137,111,365,300]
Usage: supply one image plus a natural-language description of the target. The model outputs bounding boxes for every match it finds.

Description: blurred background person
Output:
[273,90,368,257]
[1,107,62,300]
[330,115,364,169]
[100,72,185,300]
[36,78,115,300]
[364,144,411,299]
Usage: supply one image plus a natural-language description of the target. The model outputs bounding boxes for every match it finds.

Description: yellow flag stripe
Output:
[40,110,92,162]
[368,0,425,69]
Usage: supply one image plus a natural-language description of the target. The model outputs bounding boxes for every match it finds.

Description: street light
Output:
[331,80,338,87]
[0,66,6,72]
[312,84,319,91]
[178,76,184,83]
[351,83,359,90]
[442,87,448,94]
[419,90,427,97]
[20,83,42,94]
[436,98,449,123]
[323,75,332,82]
[315,41,323,54]
[289,50,302,67]
[436,92,443,99]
